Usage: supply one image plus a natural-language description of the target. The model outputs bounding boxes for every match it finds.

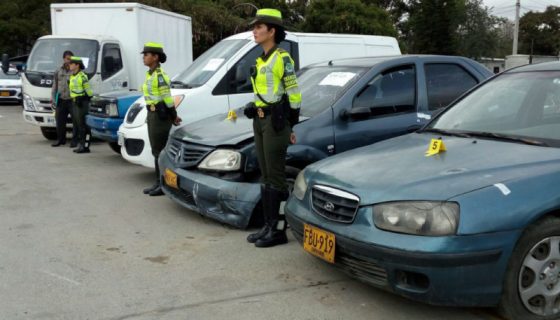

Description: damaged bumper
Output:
[159,152,260,229]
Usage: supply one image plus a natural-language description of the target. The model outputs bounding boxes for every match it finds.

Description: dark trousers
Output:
[147,111,173,158]
[55,98,77,144]
[72,97,91,148]
[253,115,291,192]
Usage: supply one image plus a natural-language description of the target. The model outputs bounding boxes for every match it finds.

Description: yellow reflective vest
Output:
[69,71,92,99]
[142,66,173,108]
[252,47,301,109]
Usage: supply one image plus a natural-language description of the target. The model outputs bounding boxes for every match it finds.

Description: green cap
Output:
[249,8,283,27]
[141,42,165,54]
[69,56,85,69]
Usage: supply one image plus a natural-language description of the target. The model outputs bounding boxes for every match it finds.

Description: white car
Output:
[0,69,22,104]
[119,31,402,168]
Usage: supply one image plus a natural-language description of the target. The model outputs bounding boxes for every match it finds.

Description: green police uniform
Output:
[69,56,93,153]
[141,42,178,196]
[245,9,302,248]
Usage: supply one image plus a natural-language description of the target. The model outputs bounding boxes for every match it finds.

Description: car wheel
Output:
[285,166,301,194]
[109,142,121,154]
[499,216,560,320]
[40,127,57,140]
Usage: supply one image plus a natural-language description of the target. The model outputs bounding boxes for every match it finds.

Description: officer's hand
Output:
[290,132,296,144]
[173,116,182,126]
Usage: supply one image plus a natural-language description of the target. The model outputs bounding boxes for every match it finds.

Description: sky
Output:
[483,0,560,20]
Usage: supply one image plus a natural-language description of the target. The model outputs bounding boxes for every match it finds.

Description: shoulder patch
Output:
[158,75,165,85]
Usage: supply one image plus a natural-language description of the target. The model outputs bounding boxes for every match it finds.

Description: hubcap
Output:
[519,236,560,316]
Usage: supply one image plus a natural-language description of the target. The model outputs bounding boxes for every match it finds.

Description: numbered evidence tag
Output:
[226,109,237,121]
[425,138,447,156]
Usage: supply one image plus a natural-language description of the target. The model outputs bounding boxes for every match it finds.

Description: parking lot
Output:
[0,104,503,320]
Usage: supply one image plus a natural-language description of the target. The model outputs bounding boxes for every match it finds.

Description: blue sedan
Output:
[285,62,560,320]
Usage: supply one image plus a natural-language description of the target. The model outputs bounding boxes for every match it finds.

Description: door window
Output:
[425,63,478,111]
[101,43,123,80]
[352,65,416,117]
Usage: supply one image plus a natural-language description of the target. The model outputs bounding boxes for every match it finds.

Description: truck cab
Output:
[22,35,129,140]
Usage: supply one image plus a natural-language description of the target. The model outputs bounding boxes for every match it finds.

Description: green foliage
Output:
[519,6,560,56]
[301,0,396,36]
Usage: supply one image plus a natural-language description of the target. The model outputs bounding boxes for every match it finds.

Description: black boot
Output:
[73,143,82,153]
[52,141,65,147]
[255,188,289,248]
[247,184,270,243]
[74,144,90,153]
[148,158,164,196]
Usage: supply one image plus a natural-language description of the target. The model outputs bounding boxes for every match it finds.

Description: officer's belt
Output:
[146,103,164,112]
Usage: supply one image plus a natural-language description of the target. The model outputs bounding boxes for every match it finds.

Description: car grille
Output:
[337,252,389,287]
[167,138,214,168]
[36,99,53,112]
[89,100,107,117]
[311,185,360,223]
[166,186,196,206]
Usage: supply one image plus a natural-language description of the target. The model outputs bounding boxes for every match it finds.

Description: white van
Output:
[118,31,401,168]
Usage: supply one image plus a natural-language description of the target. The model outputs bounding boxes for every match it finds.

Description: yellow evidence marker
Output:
[425,138,446,156]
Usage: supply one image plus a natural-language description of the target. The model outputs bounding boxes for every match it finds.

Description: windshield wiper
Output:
[464,131,549,147]
[420,128,473,138]
[170,80,193,89]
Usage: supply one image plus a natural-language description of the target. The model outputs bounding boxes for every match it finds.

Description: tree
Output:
[403,0,465,55]
[519,6,560,56]
[301,0,397,36]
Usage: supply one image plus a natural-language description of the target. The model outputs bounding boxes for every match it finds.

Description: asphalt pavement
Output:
[0,104,504,320]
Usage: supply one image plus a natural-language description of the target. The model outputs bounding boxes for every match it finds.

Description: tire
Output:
[109,142,121,154]
[285,165,301,194]
[499,216,560,320]
[40,127,57,140]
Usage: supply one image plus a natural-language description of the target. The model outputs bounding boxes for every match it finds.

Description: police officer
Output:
[244,9,301,248]
[51,50,78,147]
[140,42,181,196]
[68,56,93,154]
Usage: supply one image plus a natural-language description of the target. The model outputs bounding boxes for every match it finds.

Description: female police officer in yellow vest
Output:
[141,42,182,196]
[244,9,301,248]
[68,56,93,154]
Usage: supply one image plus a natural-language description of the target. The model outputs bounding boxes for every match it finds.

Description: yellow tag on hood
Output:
[425,138,446,156]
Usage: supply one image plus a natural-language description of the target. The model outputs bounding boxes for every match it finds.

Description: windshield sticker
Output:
[494,183,511,196]
[202,58,225,72]
[319,72,356,87]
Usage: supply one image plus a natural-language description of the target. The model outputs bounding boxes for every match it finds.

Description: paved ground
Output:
[0,104,504,320]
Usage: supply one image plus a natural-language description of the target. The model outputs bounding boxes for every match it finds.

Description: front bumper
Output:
[159,152,260,229]
[86,115,122,142]
[118,123,154,168]
[0,87,22,102]
[285,196,520,307]
[23,110,56,127]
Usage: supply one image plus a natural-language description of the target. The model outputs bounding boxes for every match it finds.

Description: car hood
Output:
[0,79,21,86]
[172,111,254,146]
[307,133,560,205]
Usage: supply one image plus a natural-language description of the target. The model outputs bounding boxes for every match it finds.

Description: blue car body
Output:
[159,55,492,228]
[86,91,141,143]
[285,62,560,308]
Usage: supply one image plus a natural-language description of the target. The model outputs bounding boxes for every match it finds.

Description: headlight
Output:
[372,201,459,236]
[23,94,36,111]
[126,102,144,124]
[292,170,307,200]
[107,102,118,117]
[198,149,242,171]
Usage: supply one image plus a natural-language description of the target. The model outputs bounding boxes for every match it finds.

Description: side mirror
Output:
[1,54,9,74]
[340,107,371,120]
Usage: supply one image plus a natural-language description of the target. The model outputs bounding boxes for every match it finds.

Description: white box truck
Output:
[19,2,192,140]
[118,31,401,168]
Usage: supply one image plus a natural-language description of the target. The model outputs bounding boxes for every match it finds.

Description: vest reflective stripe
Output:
[69,72,92,98]
[252,48,301,109]
[142,67,173,108]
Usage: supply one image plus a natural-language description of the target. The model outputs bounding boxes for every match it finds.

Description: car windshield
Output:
[27,38,99,75]
[428,70,560,147]
[172,39,249,88]
[299,66,367,118]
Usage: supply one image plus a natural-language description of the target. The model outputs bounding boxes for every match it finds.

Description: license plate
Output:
[47,117,56,124]
[117,132,124,146]
[303,224,336,264]
[163,168,178,189]
[0,91,9,96]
